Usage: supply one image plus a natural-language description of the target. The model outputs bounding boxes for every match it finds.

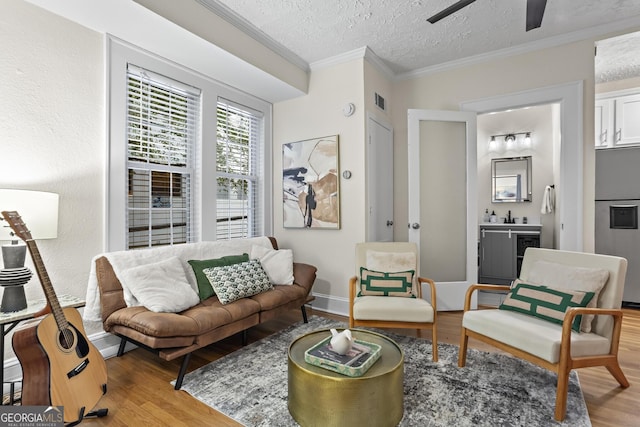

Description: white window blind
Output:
[126,64,200,248]
[216,98,264,239]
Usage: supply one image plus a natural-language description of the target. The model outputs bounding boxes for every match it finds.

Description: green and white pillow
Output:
[499,282,595,332]
[358,267,415,298]
[203,259,272,305]
[188,254,249,300]
[525,260,609,333]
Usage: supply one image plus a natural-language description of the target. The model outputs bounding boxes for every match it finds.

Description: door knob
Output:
[386,220,394,226]
[411,223,420,229]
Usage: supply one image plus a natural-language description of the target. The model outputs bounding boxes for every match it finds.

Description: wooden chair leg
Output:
[431,325,438,362]
[606,361,630,388]
[458,328,468,367]
[554,369,570,421]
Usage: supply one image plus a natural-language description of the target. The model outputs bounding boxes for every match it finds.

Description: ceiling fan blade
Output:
[526,0,547,31]
[427,0,477,24]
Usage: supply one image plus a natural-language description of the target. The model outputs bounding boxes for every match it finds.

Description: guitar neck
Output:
[25,239,68,330]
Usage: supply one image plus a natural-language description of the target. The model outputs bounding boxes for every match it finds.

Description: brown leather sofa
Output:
[94,237,316,389]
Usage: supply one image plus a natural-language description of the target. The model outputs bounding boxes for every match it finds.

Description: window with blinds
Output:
[126,64,200,249]
[216,99,263,239]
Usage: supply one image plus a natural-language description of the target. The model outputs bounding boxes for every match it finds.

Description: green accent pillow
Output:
[499,282,595,332]
[358,267,415,298]
[188,254,249,300]
[203,259,272,305]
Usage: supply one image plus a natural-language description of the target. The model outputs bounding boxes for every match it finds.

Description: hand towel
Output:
[540,185,555,214]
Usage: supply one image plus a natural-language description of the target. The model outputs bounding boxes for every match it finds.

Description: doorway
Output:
[477,103,561,249]
[462,81,584,252]
[406,83,583,311]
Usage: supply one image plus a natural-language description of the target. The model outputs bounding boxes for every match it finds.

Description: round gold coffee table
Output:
[288,329,404,427]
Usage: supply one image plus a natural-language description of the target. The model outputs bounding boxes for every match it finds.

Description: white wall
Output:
[273,60,366,314]
[0,0,104,352]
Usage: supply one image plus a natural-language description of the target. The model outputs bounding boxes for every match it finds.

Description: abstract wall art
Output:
[282,135,340,229]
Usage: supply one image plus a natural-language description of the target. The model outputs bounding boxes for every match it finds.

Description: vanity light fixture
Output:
[488,131,533,151]
[488,136,499,152]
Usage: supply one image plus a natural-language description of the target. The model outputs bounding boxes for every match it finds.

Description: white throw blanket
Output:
[83,237,273,322]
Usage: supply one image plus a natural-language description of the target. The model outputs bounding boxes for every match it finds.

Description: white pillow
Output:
[366,250,418,289]
[525,260,609,333]
[250,245,294,285]
[119,256,200,313]
[366,250,416,273]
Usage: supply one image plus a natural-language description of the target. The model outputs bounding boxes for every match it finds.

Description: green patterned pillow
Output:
[499,282,595,332]
[203,259,272,305]
[188,254,249,300]
[358,267,415,298]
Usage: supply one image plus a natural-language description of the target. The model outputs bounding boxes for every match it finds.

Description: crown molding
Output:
[397,15,640,81]
[194,0,309,72]
[363,47,396,81]
[309,46,396,82]
[309,46,368,71]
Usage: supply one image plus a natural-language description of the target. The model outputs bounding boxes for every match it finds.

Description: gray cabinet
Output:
[479,225,541,285]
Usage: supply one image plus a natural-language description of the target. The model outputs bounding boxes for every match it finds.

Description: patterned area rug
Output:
[177,316,591,426]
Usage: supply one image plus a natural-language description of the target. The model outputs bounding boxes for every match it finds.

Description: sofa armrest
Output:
[293,262,317,295]
[95,256,127,324]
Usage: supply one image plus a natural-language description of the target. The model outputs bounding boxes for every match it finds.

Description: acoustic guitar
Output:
[2,211,107,424]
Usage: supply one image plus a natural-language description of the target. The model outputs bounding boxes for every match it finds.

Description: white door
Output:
[407,109,477,311]
[367,114,394,242]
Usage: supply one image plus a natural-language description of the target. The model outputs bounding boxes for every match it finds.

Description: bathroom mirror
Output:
[491,156,532,203]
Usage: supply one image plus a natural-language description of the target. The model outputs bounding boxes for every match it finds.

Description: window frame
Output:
[107,38,272,251]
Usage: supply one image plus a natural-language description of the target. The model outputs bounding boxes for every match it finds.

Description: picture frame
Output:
[282,135,340,229]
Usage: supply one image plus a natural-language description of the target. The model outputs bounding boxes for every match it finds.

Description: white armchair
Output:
[458,247,630,421]
[349,242,438,361]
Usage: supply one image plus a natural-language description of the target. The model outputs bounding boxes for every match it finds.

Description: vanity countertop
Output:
[480,223,542,228]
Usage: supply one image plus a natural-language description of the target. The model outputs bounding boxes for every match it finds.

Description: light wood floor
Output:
[79,308,640,427]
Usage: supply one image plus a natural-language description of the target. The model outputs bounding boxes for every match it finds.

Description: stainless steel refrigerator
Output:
[595,147,640,306]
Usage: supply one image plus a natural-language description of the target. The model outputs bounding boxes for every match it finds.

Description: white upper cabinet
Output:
[615,94,640,146]
[595,98,613,148]
[596,90,640,149]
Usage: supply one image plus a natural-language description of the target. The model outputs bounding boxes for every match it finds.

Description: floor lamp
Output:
[0,189,59,312]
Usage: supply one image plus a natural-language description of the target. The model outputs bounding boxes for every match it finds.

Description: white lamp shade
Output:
[0,189,59,240]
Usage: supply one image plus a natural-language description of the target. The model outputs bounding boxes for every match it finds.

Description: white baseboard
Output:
[308,292,349,317]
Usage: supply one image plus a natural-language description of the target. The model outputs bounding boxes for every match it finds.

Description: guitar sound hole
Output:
[58,328,76,350]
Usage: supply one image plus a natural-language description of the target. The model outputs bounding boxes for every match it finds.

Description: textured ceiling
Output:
[199,0,640,80]
[596,31,640,84]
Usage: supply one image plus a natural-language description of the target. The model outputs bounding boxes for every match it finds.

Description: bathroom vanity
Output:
[478,223,542,285]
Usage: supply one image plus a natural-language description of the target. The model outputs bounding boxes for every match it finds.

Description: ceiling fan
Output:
[427,0,548,31]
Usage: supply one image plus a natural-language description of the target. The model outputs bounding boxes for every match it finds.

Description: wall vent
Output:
[375,93,385,111]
